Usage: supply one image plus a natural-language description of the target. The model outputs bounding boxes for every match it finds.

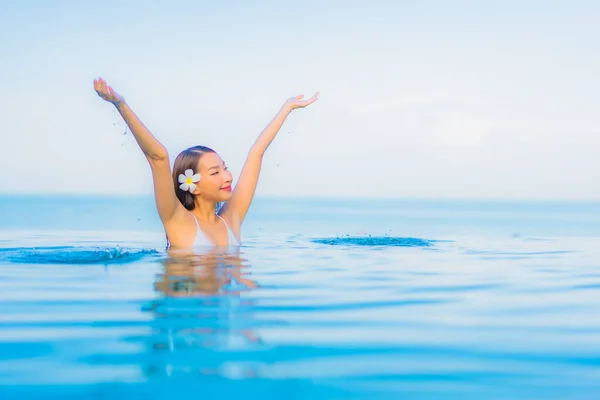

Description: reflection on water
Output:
[144,247,262,379]
[155,247,258,296]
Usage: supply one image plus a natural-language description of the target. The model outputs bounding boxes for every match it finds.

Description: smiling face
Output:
[193,152,233,202]
[172,145,232,210]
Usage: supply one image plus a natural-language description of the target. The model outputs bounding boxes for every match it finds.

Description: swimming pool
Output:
[1,196,600,399]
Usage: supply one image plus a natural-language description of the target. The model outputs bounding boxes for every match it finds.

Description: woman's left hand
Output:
[284,92,319,111]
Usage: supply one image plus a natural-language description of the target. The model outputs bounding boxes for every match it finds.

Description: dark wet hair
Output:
[172,145,216,210]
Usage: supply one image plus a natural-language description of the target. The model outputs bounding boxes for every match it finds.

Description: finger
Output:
[306,92,319,102]
[295,95,304,100]
[300,96,319,107]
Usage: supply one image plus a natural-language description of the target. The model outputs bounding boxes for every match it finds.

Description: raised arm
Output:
[223,93,319,223]
[93,78,181,223]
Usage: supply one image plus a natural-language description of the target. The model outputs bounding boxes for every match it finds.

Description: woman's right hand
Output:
[94,77,125,105]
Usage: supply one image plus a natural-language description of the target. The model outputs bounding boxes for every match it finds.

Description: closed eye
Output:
[208,164,227,175]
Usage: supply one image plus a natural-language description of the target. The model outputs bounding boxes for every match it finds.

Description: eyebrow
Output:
[208,163,225,170]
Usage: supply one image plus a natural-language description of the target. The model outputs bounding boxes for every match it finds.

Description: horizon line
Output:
[1,193,600,203]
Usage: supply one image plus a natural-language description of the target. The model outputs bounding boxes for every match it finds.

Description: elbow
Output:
[248,145,265,159]
[146,147,169,163]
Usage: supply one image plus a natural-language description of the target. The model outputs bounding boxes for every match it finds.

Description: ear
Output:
[191,184,202,196]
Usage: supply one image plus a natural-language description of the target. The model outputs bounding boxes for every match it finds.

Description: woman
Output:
[94,78,318,248]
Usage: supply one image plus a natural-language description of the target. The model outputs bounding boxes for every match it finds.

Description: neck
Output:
[192,198,218,222]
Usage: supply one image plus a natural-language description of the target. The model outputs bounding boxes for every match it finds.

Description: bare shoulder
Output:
[163,206,197,247]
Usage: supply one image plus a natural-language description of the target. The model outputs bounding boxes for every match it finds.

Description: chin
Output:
[218,191,233,202]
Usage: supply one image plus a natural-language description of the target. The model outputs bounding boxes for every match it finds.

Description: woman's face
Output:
[193,152,233,202]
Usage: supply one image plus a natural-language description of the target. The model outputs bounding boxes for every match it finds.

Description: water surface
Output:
[1,196,599,399]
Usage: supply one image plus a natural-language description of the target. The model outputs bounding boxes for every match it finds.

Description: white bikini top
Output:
[190,213,240,248]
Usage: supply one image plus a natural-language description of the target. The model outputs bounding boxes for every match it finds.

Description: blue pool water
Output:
[1,195,600,399]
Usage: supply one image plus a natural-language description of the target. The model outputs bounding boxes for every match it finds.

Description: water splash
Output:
[312,236,431,247]
[0,246,159,265]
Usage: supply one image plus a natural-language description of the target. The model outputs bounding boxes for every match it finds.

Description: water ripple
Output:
[312,236,431,247]
[0,246,158,265]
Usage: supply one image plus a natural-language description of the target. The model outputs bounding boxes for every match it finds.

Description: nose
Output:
[224,169,233,183]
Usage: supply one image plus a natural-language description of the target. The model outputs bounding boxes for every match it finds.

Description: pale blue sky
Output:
[1,0,599,199]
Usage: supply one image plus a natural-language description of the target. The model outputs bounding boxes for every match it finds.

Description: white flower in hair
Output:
[178,169,201,193]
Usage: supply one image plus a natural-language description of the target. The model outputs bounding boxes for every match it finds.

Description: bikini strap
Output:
[216,214,228,229]
[216,215,239,244]
[190,212,201,229]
